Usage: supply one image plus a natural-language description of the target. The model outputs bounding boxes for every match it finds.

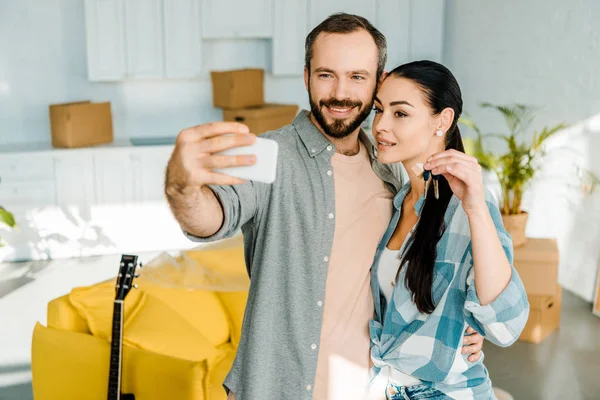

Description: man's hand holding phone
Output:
[168,121,278,190]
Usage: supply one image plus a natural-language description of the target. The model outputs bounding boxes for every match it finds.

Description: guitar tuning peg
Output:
[132,284,138,289]
[138,262,143,268]
[134,274,140,278]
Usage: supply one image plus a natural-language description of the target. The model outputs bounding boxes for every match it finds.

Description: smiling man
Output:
[165,13,484,400]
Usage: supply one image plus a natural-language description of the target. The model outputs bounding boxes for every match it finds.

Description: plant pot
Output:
[501,212,528,248]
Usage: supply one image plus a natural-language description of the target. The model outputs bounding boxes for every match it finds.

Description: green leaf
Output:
[532,123,568,151]
[458,116,482,136]
[481,103,535,135]
[0,207,16,228]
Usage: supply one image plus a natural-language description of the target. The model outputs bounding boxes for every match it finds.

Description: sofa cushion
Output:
[69,281,145,338]
[69,281,222,362]
[32,322,209,400]
[215,292,248,347]
[139,279,231,347]
[47,294,91,334]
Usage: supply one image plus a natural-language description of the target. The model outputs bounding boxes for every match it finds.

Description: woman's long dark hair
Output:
[391,60,465,314]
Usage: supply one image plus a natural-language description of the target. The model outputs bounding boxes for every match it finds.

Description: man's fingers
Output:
[463,332,483,345]
[177,122,251,143]
[462,344,479,354]
[205,172,248,186]
[200,154,257,170]
[468,352,481,362]
[195,133,256,154]
[465,326,476,334]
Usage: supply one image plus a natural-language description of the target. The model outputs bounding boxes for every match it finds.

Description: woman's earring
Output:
[436,129,444,137]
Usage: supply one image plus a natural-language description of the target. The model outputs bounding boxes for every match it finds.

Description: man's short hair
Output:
[304,13,387,80]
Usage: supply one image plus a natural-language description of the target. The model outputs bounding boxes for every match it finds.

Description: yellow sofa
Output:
[31,237,249,400]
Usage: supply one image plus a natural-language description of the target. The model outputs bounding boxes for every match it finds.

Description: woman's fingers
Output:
[428,149,479,165]
[434,163,472,183]
[426,155,481,173]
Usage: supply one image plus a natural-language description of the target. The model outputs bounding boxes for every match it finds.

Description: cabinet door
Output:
[84,0,126,81]
[376,0,410,70]
[272,0,308,76]
[164,0,202,78]
[93,152,136,205]
[54,155,96,208]
[131,148,172,203]
[409,0,445,62]
[124,0,165,78]
[201,0,273,38]
[308,0,376,29]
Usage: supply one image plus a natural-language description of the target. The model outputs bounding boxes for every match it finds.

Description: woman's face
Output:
[372,76,446,165]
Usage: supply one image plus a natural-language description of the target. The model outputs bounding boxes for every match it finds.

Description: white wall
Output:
[0,0,309,146]
[444,0,600,301]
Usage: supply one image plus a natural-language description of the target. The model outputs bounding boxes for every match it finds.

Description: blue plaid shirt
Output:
[369,184,529,399]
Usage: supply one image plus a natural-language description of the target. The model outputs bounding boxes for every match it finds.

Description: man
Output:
[165,13,483,400]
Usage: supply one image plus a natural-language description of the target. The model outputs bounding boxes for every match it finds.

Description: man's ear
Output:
[304,67,309,91]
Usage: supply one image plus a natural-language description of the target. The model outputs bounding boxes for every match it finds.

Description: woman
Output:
[367,60,530,400]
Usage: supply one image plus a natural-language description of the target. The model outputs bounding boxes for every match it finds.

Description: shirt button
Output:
[311,148,316,153]
[323,256,329,262]
[311,343,317,350]
[306,385,312,391]
[326,145,332,151]
[327,170,332,176]
[328,213,334,219]
[317,301,323,307]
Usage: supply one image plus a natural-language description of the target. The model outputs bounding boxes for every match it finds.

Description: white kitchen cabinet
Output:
[408,0,445,62]
[84,0,127,81]
[54,155,96,208]
[93,152,136,205]
[131,148,172,203]
[308,0,376,29]
[272,0,308,76]
[201,0,273,38]
[124,0,165,78]
[164,0,202,78]
[376,0,410,70]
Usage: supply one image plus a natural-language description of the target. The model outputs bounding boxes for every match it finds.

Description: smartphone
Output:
[213,136,279,184]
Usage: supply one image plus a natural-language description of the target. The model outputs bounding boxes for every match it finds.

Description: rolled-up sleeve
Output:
[464,267,529,347]
[463,195,530,347]
[184,181,265,243]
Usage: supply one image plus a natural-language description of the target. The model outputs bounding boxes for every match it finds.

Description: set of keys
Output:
[410,163,440,199]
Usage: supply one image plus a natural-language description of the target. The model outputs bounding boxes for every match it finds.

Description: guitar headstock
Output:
[115,254,141,301]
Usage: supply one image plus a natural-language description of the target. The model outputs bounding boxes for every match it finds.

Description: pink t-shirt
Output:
[312,143,394,400]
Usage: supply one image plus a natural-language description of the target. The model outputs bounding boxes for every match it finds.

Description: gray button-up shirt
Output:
[186,110,403,399]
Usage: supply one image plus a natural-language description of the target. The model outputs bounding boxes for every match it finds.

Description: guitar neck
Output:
[107,300,124,400]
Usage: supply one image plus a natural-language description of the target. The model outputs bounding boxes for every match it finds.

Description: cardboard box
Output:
[49,101,113,148]
[519,286,562,344]
[223,103,298,135]
[211,68,264,109]
[513,238,559,297]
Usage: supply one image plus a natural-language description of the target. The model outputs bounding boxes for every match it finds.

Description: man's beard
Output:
[309,91,374,140]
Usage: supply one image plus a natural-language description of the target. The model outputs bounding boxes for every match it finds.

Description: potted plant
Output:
[0,206,16,247]
[460,103,568,247]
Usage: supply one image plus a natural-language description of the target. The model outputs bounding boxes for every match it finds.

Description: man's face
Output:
[304,30,379,139]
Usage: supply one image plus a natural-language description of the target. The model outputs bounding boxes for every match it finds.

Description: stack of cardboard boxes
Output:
[514,238,562,343]
[210,68,298,135]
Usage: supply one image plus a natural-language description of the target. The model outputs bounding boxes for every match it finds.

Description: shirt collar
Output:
[293,109,380,161]
[392,182,426,216]
[293,110,332,157]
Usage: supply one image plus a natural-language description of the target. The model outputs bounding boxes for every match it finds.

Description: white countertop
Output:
[0,138,176,155]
